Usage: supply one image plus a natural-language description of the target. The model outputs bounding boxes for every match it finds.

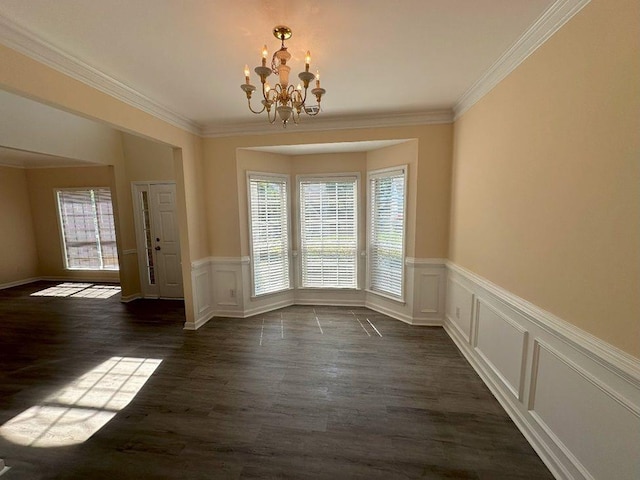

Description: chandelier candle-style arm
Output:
[240,25,326,127]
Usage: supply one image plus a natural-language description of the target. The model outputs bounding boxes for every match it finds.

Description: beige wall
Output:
[122,132,175,182]
[449,0,640,357]
[205,124,453,260]
[26,166,120,282]
[120,132,177,295]
[0,166,39,285]
[367,141,419,257]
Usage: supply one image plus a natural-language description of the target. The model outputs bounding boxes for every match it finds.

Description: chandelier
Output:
[240,25,326,127]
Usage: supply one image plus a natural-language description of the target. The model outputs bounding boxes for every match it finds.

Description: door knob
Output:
[155,246,161,251]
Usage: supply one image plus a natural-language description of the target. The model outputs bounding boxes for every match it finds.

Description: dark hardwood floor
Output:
[0,281,554,479]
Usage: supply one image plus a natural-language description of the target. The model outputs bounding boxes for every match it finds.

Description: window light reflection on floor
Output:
[0,357,161,448]
[30,283,121,298]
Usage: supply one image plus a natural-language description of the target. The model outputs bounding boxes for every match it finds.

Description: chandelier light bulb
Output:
[244,64,250,84]
[305,51,311,72]
[315,70,320,88]
[265,82,271,93]
[297,83,302,91]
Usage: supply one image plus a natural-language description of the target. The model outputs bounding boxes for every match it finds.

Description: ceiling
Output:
[0,0,561,135]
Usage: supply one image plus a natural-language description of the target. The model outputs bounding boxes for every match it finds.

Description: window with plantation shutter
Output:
[56,188,119,270]
[368,167,406,299]
[299,176,358,288]
[248,174,291,296]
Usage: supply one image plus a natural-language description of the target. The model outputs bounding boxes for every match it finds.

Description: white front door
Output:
[133,182,183,299]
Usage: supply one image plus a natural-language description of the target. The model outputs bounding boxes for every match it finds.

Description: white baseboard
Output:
[410,317,444,326]
[294,298,364,307]
[365,299,413,325]
[0,276,122,290]
[184,310,215,330]
[40,275,120,283]
[445,262,640,480]
[241,298,296,318]
[120,293,142,303]
[0,277,40,290]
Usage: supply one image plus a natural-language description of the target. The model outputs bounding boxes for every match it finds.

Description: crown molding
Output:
[0,1,590,137]
[0,14,202,136]
[453,0,591,120]
[201,109,454,138]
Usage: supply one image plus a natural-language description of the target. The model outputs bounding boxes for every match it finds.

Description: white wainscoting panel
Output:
[474,299,528,400]
[530,341,640,480]
[188,256,445,325]
[418,273,440,313]
[445,262,640,480]
[214,270,239,308]
[406,258,446,325]
[194,270,212,314]
[445,278,474,342]
[210,257,248,318]
[186,257,214,330]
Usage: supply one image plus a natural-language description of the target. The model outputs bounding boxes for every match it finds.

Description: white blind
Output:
[249,175,290,296]
[57,188,119,270]
[369,169,405,298]
[299,177,357,288]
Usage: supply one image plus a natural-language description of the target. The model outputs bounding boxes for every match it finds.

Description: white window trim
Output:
[54,187,119,272]
[246,171,293,298]
[295,172,360,290]
[366,165,408,302]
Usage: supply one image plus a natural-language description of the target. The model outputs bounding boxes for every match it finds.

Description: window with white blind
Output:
[368,167,406,299]
[248,174,291,296]
[56,188,119,270]
[299,176,358,289]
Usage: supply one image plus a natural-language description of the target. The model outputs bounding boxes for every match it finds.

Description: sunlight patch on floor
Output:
[30,283,121,298]
[0,357,161,448]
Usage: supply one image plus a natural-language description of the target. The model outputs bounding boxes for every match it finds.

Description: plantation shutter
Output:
[369,168,405,298]
[57,188,119,270]
[299,177,357,288]
[249,175,290,296]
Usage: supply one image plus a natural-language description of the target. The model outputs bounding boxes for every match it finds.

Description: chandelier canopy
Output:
[241,25,326,127]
